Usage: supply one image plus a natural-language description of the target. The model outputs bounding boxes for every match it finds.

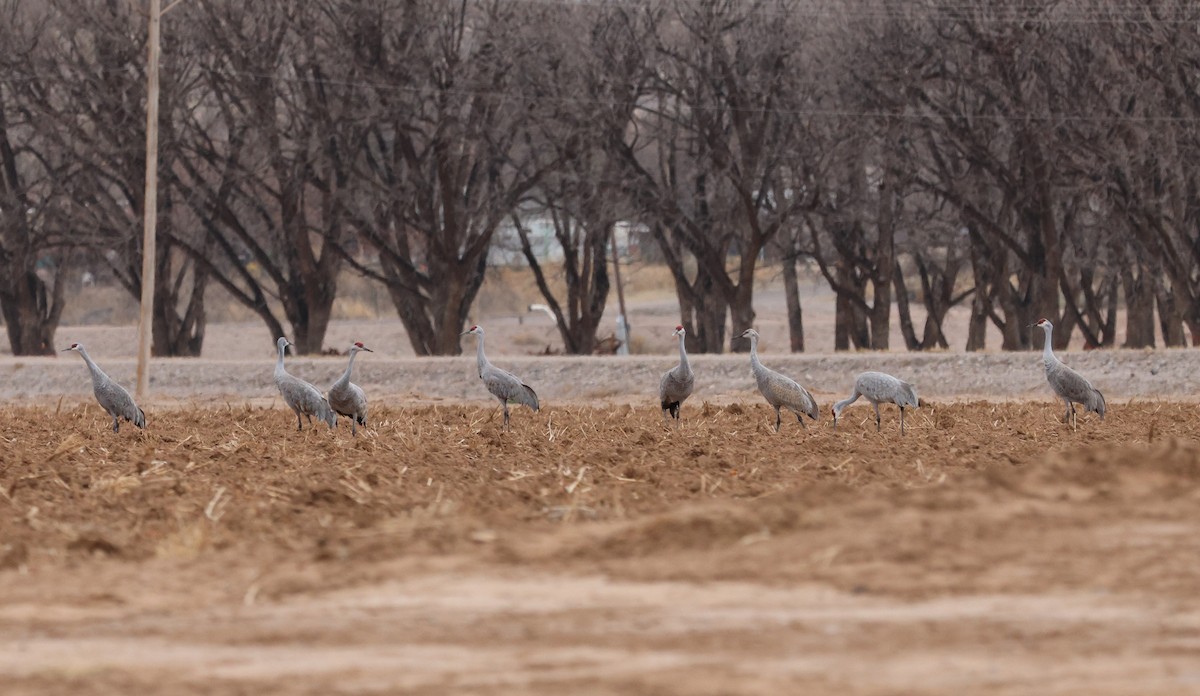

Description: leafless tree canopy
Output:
[2,0,1200,354]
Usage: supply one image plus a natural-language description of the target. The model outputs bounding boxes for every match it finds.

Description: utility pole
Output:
[611,224,630,355]
[135,0,162,400]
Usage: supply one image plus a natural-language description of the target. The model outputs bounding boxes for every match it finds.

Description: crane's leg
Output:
[774,406,782,433]
[873,403,882,432]
[900,407,906,436]
[1070,402,1078,431]
[112,414,120,433]
[501,399,511,431]
[350,418,357,436]
[295,412,304,431]
[1061,399,1072,424]
[796,412,807,430]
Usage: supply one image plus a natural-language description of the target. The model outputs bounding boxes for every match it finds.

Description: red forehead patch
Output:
[470,325,479,331]
[354,341,364,348]
[675,325,684,331]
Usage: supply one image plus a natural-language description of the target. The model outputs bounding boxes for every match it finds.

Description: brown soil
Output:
[3,401,1200,694]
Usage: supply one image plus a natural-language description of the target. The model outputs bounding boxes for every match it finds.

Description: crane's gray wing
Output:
[1050,364,1105,415]
[329,382,367,418]
[765,374,818,419]
[483,366,540,411]
[660,366,694,403]
[97,381,145,428]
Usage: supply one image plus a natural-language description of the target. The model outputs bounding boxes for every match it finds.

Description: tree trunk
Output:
[0,251,67,356]
[869,168,897,350]
[1155,279,1187,347]
[781,248,805,352]
[151,244,208,357]
[893,265,920,350]
[728,272,756,353]
[1121,267,1154,348]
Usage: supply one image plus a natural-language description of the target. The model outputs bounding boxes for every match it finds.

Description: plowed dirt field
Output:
[3,400,1200,695]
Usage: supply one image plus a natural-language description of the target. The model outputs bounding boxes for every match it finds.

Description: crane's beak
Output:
[362,347,374,352]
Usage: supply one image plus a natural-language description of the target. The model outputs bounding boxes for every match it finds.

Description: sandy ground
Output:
[5,280,1200,694]
[3,401,1200,695]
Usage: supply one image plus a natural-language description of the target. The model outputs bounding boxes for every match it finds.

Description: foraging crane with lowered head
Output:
[63,342,146,432]
[739,329,818,432]
[832,371,918,435]
[461,325,540,430]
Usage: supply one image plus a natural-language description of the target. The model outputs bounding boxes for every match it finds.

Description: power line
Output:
[7,64,1200,125]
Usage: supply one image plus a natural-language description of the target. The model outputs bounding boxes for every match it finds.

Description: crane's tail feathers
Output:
[520,384,540,412]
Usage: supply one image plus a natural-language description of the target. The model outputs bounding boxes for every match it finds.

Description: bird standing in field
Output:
[461,325,540,430]
[328,341,372,436]
[832,371,918,435]
[659,325,695,426]
[63,342,145,433]
[273,336,337,431]
[739,329,817,432]
[1034,318,1105,429]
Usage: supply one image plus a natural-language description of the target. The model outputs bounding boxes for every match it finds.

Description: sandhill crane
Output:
[832,371,918,435]
[1034,318,1105,429]
[328,341,372,436]
[273,337,337,431]
[63,342,145,433]
[739,329,817,432]
[461,325,540,430]
[659,325,694,426]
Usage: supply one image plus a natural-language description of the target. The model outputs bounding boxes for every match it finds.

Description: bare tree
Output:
[906,0,1086,350]
[322,0,554,356]
[21,0,212,356]
[1083,0,1200,346]
[174,0,348,354]
[0,0,71,355]
[508,3,656,355]
[616,0,812,353]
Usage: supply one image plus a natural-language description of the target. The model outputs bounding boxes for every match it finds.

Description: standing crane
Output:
[739,329,818,432]
[659,325,694,426]
[328,341,373,436]
[1034,318,1105,429]
[63,342,146,432]
[832,371,918,435]
[273,336,337,431]
[461,325,540,430]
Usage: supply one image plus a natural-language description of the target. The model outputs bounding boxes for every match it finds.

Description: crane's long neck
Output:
[1041,325,1057,365]
[275,342,288,377]
[336,350,358,387]
[76,347,107,384]
[475,333,489,376]
[833,392,860,416]
[676,332,690,372]
[748,335,762,370]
